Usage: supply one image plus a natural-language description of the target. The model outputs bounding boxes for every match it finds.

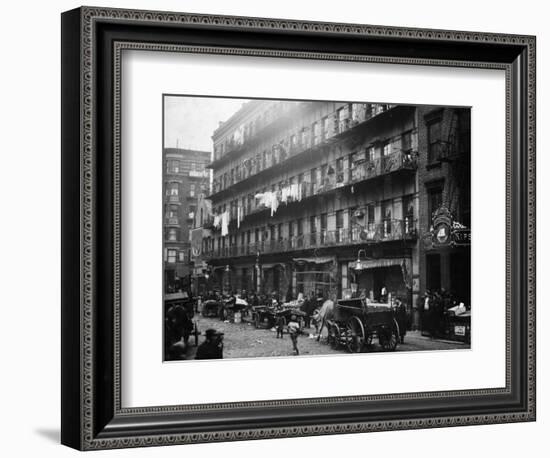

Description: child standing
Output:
[275,314,285,338]
[287,315,300,355]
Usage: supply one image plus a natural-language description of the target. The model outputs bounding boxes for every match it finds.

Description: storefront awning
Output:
[349,258,410,271]
[293,256,334,264]
[261,262,287,270]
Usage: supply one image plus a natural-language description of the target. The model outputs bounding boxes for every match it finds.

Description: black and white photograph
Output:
[163,96,472,361]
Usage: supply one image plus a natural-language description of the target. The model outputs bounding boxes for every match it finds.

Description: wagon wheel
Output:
[345,316,365,353]
[329,323,341,349]
[379,318,400,351]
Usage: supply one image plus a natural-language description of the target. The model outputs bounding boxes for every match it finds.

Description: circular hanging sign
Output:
[433,222,451,246]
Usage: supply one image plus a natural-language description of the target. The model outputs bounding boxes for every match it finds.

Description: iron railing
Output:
[223,150,417,223]
[203,219,417,260]
[211,103,398,194]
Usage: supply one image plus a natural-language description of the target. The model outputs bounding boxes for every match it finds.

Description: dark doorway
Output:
[426,253,441,291]
[450,249,471,304]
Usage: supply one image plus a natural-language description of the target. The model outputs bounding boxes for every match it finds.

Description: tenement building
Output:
[163,147,210,293]
[203,100,470,322]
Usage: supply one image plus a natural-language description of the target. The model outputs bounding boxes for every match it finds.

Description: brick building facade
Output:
[190,99,470,329]
[163,147,210,293]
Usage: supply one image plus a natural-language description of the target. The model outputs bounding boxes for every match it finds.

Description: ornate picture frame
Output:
[61,6,536,450]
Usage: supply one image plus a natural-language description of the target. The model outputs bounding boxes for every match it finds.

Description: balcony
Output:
[203,219,417,260]
[209,103,405,199]
[224,150,417,224]
[210,102,308,167]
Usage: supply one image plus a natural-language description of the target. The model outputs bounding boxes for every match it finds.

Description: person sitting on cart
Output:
[271,291,280,308]
[287,315,301,355]
[195,328,224,360]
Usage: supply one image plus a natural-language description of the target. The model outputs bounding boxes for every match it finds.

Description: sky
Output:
[164,96,249,152]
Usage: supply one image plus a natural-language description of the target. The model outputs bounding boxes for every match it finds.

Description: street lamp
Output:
[355,249,368,271]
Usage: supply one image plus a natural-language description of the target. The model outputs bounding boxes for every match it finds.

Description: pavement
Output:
[178,314,468,360]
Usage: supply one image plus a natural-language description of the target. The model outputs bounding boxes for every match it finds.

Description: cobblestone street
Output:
[183,315,467,360]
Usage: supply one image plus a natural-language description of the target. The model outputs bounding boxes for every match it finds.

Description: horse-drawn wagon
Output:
[326,298,400,353]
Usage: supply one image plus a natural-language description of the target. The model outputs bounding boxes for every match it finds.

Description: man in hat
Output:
[195,328,224,360]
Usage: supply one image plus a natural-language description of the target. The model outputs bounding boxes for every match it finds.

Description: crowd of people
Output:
[166,287,415,360]
[420,288,469,338]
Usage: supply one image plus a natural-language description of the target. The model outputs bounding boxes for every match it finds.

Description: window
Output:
[301,128,308,147]
[168,228,177,241]
[338,105,349,132]
[166,160,179,173]
[189,183,196,197]
[178,251,185,262]
[167,249,177,263]
[322,116,329,140]
[382,201,392,237]
[428,120,442,163]
[402,131,413,153]
[336,210,344,242]
[169,185,178,196]
[382,140,391,157]
[167,206,177,218]
[321,164,328,184]
[310,216,317,245]
[310,168,317,194]
[320,213,327,243]
[314,121,323,145]
[290,134,297,151]
[428,185,444,222]
[365,145,374,163]
[403,195,415,234]
[366,204,375,226]
[336,158,344,183]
